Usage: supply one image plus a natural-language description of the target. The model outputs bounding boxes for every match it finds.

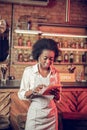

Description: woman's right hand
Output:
[25,84,46,98]
[33,84,46,93]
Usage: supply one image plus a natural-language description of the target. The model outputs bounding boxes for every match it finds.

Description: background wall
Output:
[0,0,87,80]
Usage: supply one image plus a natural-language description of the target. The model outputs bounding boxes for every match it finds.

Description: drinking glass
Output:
[1,65,7,84]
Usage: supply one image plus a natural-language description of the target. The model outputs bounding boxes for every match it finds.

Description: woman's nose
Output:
[46,58,52,64]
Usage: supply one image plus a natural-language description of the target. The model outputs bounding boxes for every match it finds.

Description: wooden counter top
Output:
[61,81,87,88]
[0,80,20,89]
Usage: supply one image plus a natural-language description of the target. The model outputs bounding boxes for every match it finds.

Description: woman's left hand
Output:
[49,88,60,101]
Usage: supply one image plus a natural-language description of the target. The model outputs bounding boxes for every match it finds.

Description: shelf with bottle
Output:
[54,62,87,65]
[41,31,87,49]
[13,46,32,49]
[13,34,32,48]
[84,65,87,75]
[13,61,36,65]
[13,29,41,48]
[12,49,36,64]
[57,38,87,51]
[55,50,87,65]
[13,29,87,65]
[59,48,87,52]
[12,29,42,65]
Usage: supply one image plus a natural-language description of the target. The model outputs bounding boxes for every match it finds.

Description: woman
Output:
[18,38,61,130]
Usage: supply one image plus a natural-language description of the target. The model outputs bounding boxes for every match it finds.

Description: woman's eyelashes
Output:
[43,57,54,62]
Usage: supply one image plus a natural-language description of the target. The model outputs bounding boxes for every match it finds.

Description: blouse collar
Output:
[32,63,56,75]
[32,63,39,73]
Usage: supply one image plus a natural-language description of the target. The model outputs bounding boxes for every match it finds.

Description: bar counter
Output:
[0,80,20,89]
[0,80,87,130]
[0,80,87,88]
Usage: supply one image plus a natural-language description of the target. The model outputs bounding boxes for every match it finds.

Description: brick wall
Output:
[0,0,87,80]
[0,0,87,28]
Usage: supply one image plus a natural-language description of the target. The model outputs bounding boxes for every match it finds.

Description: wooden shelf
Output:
[42,32,87,38]
[14,29,87,38]
[59,48,87,52]
[13,61,36,65]
[13,46,32,49]
[54,62,87,65]
[13,46,87,53]
[14,29,42,34]
[12,61,87,65]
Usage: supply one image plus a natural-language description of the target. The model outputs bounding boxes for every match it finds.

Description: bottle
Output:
[18,35,23,46]
[71,42,76,48]
[18,50,23,62]
[23,50,29,62]
[75,51,80,63]
[76,42,79,49]
[29,54,33,62]
[64,51,69,62]
[68,65,76,73]
[57,42,60,48]
[69,51,74,63]
[27,20,31,30]
[84,42,87,49]
[26,37,31,47]
[86,52,87,63]
[82,52,86,63]
[57,51,62,63]
[64,41,68,48]
[80,42,84,48]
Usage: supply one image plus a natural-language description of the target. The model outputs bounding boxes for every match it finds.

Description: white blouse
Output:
[18,64,60,100]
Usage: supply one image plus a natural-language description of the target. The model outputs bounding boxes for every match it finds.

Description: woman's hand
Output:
[25,84,46,98]
[33,84,46,93]
[49,88,60,101]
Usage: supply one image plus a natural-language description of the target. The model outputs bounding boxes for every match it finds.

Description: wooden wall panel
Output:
[10,92,30,130]
[57,90,87,113]
[1,88,87,130]
[0,92,10,117]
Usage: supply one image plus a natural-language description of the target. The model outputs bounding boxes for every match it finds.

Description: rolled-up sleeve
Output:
[18,67,31,100]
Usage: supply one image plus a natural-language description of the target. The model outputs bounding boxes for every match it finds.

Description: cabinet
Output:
[12,29,87,65]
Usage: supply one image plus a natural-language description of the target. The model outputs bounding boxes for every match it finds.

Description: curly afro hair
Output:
[32,38,59,61]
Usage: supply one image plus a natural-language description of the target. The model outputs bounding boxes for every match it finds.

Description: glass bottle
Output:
[75,51,80,63]
[64,51,69,62]
[18,50,23,62]
[82,52,86,63]
[84,42,87,49]
[27,20,31,30]
[64,41,68,48]
[26,37,31,47]
[57,51,62,63]
[80,41,84,49]
[69,51,74,63]
[18,35,23,46]
[23,50,29,62]
[29,54,33,62]
[76,42,79,49]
